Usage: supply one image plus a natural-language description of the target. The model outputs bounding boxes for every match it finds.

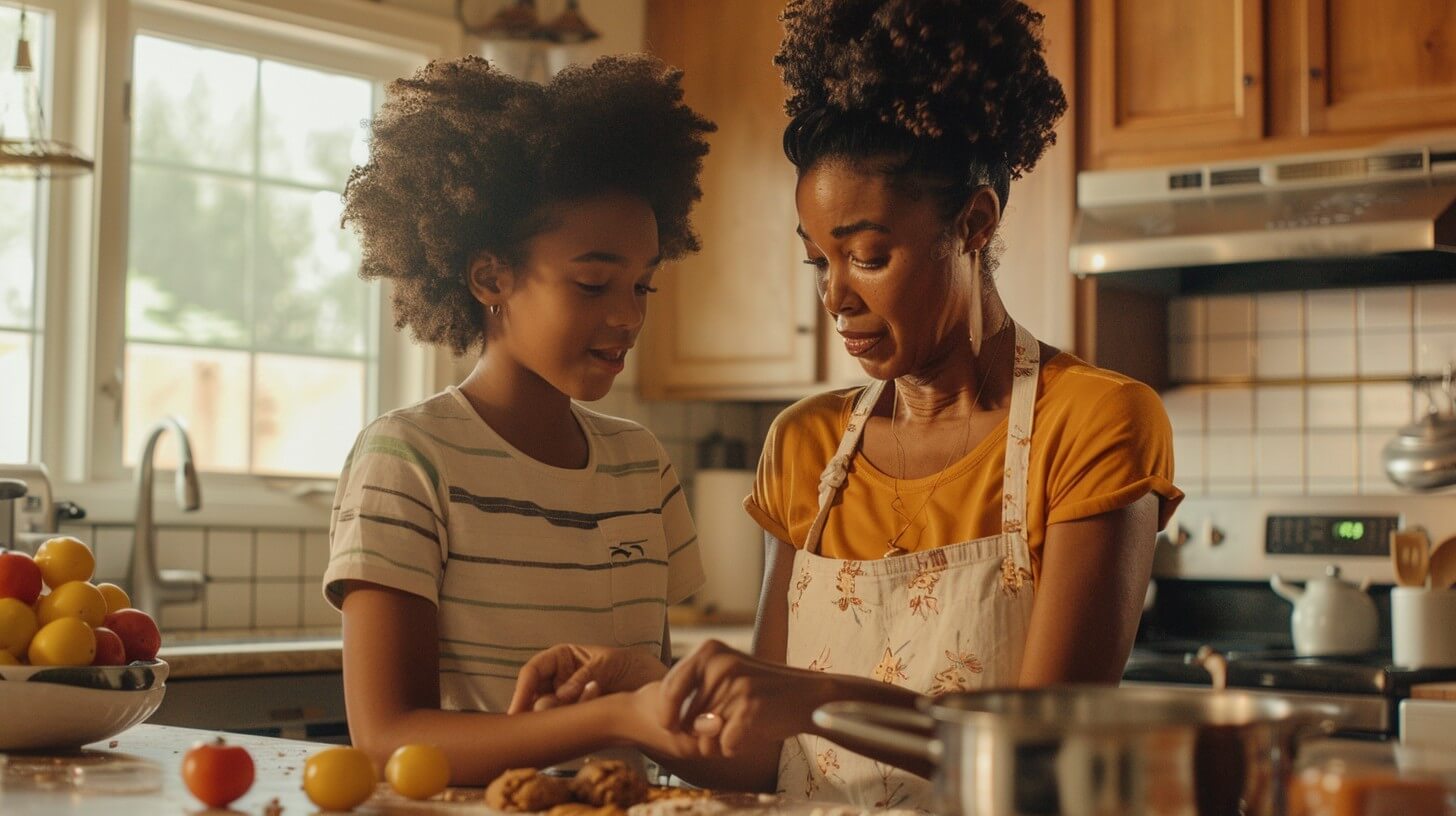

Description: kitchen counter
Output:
[158,623,756,679]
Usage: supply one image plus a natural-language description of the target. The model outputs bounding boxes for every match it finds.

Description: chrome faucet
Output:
[129,416,204,620]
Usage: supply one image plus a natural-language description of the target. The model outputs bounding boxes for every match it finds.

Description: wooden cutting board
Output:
[1410,681,1456,700]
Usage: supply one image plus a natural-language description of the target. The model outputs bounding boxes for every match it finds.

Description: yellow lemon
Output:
[385,744,450,800]
[28,617,96,666]
[95,583,131,615]
[303,747,377,811]
[34,537,95,589]
[0,598,38,658]
[37,581,107,628]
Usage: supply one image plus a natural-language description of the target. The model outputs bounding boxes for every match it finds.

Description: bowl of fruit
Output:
[0,538,169,750]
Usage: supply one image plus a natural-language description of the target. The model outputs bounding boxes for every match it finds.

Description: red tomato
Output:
[103,609,161,662]
[182,737,255,808]
[91,626,127,666]
[0,551,42,606]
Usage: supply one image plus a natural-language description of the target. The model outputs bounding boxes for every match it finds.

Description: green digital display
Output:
[1333,520,1365,541]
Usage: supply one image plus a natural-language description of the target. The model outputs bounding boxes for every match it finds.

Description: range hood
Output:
[1069,145,1456,275]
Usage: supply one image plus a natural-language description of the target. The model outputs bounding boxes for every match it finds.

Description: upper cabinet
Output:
[1084,0,1264,159]
[1299,0,1456,136]
[1083,0,1456,169]
[639,0,821,400]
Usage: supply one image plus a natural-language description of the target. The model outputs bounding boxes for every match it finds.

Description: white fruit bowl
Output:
[0,660,168,750]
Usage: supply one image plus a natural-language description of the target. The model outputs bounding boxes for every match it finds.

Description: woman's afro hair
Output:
[341,54,714,354]
[775,0,1066,183]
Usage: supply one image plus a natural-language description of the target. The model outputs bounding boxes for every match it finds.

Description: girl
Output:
[326,54,713,783]
[512,0,1184,808]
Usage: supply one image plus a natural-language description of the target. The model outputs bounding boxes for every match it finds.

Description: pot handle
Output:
[811,701,943,765]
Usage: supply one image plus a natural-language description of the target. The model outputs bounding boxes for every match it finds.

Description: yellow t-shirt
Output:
[744,352,1184,582]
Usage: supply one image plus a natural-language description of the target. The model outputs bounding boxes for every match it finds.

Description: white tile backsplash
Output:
[156,528,205,572]
[1165,284,1439,498]
[207,531,254,579]
[205,583,252,629]
[304,531,329,579]
[254,582,302,628]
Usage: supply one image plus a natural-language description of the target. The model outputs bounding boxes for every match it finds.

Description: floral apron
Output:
[777,322,1041,811]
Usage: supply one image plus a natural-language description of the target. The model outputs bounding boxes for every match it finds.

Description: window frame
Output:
[40,0,461,526]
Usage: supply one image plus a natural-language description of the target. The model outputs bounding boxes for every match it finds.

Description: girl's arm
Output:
[341,581,673,784]
[1017,492,1159,684]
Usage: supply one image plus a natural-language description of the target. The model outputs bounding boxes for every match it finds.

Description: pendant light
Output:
[539,0,599,44]
[457,0,540,41]
[0,6,92,178]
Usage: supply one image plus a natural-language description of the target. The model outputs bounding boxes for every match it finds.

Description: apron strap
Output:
[1001,321,1041,570]
[804,379,885,555]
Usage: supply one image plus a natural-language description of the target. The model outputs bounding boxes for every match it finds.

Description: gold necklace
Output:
[884,315,1011,557]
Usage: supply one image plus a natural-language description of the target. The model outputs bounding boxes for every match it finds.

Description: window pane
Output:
[255,186,367,355]
[0,331,31,461]
[0,6,45,148]
[123,343,250,472]
[259,60,371,188]
[132,35,256,173]
[0,177,37,330]
[127,165,250,347]
[252,354,364,477]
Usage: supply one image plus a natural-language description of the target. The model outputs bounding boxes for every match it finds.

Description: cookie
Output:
[485,767,572,812]
[570,759,649,808]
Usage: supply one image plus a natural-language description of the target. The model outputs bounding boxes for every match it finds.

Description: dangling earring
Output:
[488,304,501,317]
[968,247,985,355]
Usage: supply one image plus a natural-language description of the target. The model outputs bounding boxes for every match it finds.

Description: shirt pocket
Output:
[596,514,670,649]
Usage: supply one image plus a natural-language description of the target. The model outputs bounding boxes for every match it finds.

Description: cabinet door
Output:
[1084,0,1265,165]
[1301,0,1456,135]
[639,0,819,399]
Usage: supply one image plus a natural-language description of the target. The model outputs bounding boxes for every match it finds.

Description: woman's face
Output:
[484,191,660,402]
[795,160,984,381]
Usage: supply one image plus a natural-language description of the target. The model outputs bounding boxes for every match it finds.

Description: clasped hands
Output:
[507,639,810,758]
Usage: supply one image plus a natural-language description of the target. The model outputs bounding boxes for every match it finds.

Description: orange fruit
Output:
[33,537,95,589]
[385,744,449,800]
[95,583,131,615]
[0,598,39,658]
[28,617,96,666]
[303,747,376,811]
[37,581,107,628]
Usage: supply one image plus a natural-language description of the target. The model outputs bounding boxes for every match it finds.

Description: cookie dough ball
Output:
[547,804,628,816]
[485,768,572,812]
[570,760,649,808]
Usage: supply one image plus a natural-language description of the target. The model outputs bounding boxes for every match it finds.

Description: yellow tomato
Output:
[0,598,38,658]
[33,537,94,589]
[95,583,131,615]
[384,744,449,800]
[303,747,376,811]
[0,649,18,665]
[37,581,107,628]
[28,617,96,666]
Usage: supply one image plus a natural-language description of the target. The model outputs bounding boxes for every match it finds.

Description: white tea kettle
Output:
[1270,565,1379,657]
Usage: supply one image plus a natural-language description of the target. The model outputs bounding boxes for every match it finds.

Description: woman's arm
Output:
[341,581,669,784]
[1018,493,1159,685]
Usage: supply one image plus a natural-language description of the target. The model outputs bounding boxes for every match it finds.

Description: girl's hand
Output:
[657,639,825,757]
[508,644,668,714]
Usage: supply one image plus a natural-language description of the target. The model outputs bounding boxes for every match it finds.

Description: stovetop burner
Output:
[1125,644,1456,697]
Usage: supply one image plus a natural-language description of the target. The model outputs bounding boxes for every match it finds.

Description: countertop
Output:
[159,622,757,679]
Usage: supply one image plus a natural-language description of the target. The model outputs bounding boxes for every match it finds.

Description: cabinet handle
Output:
[796,324,814,335]
[1242,73,1256,88]
[1309,66,1324,81]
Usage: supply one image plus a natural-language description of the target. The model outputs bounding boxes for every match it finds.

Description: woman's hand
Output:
[508,644,668,714]
[657,639,827,757]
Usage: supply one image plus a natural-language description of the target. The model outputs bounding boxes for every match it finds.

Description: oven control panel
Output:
[1265,514,1400,556]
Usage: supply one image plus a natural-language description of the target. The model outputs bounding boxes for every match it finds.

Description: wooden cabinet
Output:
[640,0,1078,399]
[1298,0,1456,136]
[639,0,820,399]
[1084,0,1264,161]
[1084,0,1456,169]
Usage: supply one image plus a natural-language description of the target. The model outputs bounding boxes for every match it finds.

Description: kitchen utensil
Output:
[1392,588,1456,668]
[1271,565,1380,656]
[1384,375,1456,490]
[1391,528,1432,587]
[814,686,1341,816]
[1429,535,1456,591]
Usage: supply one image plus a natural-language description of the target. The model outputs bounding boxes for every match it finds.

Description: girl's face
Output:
[795,160,985,382]
[487,191,660,402]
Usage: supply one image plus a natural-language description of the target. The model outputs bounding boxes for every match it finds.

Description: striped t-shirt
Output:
[324,386,705,713]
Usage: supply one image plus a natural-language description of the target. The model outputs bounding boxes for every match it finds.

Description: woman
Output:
[511,0,1183,807]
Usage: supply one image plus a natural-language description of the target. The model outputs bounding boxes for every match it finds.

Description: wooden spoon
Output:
[1430,535,1456,590]
[1391,528,1431,587]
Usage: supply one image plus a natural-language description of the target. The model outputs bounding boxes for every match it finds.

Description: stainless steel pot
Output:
[814,686,1339,816]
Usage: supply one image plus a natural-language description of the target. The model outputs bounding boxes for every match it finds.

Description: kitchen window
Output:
[0,4,54,462]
